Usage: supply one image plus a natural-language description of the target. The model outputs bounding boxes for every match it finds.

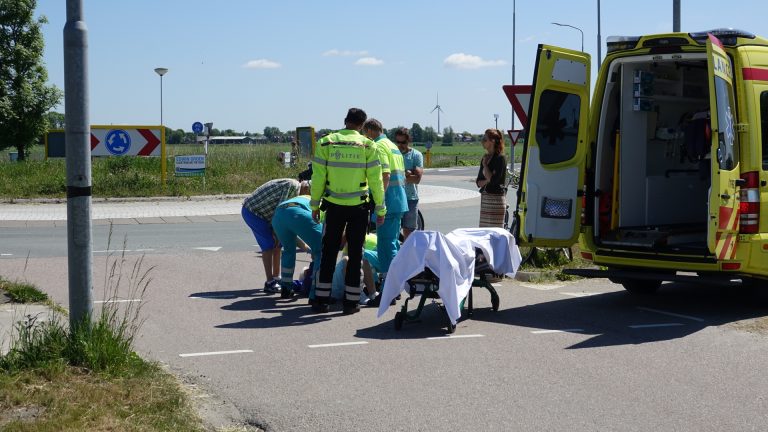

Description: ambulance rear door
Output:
[705,34,741,260]
[515,45,590,247]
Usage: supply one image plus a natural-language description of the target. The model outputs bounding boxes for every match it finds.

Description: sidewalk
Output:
[0,293,53,355]
[0,185,478,227]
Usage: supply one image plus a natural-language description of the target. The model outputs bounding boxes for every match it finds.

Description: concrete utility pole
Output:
[673,0,681,32]
[64,0,93,329]
[597,0,602,66]
[511,0,516,132]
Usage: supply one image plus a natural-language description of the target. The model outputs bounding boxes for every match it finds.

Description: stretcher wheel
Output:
[491,295,500,312]
[394,312,404,331]
[443,312,456,334]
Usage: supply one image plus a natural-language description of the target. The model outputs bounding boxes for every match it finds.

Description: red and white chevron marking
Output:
[90,127,161,157]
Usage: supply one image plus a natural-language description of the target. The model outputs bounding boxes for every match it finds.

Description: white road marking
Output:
[636,307,705,322]
[433,167,467,172]
[94,299,141,304]
[519,283,564,291]
[531,329,585,334]
[308,341,369,349]
[561,292,599,298]
[426,334,485,340]
[93,249,154,253]
[190,294,237,299]
[195,247,222,252]
[179,350,254,358]
[1,253,12,256]
[628,323,684,329]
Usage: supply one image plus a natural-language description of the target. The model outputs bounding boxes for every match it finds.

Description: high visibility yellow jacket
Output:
[310,129,386,216]
[375,136,409,214]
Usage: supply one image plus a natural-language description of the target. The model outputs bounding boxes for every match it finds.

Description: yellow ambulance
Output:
[513,29,768,292]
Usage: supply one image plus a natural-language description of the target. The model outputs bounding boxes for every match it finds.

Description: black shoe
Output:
[280,286,294,299]
[366,295,381,308]
[342,300,360,315]
[311,297,330,313]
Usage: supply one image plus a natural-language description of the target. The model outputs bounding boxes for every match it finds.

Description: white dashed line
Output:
[94,299,141,304]
[194,246,222,252]
[531,329,585,334]
[1,253,12,256]
[179,350,254,358]
[190,294,237,299]
[93,249,154,253]
[561,292,600,298]
[519,283,564,291]
[308,341,369,349]
[636,307,705,322]
[426,334,485,340]
[628,323,684,329]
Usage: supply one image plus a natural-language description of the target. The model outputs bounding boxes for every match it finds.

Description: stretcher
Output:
[377,228,522,333]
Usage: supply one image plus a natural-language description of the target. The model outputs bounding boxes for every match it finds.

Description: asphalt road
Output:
[3,166,768,431]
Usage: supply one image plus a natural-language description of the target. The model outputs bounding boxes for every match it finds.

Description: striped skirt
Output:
[479,192,506,228]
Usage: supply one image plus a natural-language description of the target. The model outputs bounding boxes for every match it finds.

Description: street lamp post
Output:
[552,22,584,52]
[494,113,499,130]
[154,67,168,126]
[154,67,168,185]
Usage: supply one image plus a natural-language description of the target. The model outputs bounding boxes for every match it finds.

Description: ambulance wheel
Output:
[394,312,404,331]
[621,279,661,295]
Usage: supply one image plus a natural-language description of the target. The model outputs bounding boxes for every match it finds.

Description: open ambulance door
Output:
[514,45,590,248]
[705,34,741,260]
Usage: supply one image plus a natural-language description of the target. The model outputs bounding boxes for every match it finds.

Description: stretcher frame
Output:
[392,251,501,333]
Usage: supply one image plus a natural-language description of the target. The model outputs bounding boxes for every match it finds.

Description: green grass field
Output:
[0,141,523,199]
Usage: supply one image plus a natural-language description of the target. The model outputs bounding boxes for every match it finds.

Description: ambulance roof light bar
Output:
[689,29,755,45]
[606,36,641,53]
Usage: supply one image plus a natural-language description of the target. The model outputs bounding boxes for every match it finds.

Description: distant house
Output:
[195,136,260,144]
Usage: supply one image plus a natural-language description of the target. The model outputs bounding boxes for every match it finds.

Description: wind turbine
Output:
[430,94,444,135]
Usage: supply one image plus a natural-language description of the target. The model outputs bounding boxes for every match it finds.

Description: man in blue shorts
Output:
[395,127,424,241]
[242,178,309,293]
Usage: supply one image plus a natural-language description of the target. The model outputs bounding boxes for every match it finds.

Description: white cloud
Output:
[243,59,281,69]
[355,57,384,66]
[322,49,369,57]
[443,53,507,69]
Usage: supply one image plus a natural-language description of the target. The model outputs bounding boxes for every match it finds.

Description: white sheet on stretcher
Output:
[377,228,522,325]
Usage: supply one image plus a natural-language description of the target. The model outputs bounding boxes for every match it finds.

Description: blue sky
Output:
[37,0,765,134]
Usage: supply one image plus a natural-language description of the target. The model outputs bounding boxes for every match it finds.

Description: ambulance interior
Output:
[594,56,712,253]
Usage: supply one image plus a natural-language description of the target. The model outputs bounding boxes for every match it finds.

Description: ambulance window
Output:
[713,76,739,170]
[761,91,768,170]
[535,90,580,165]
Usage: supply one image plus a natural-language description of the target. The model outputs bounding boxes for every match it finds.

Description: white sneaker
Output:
[264,280,280,294]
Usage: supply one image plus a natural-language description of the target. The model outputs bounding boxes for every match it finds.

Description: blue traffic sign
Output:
[425,141,433,149]
[192,122,204,134]
[105,129,131,155]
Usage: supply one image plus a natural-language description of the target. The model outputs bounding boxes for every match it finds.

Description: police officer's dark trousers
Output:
[315,201,369,304]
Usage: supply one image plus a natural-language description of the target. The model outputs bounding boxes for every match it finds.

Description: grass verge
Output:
[0,142,523,199]
[0,240,211,431]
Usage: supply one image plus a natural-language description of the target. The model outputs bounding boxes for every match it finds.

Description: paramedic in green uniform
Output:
[362,119,408,301]
[310,108,386,315]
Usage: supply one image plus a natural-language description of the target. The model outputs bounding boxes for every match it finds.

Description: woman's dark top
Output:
[476,153,506,194]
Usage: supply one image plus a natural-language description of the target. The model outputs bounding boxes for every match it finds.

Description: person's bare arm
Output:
[406,167,423,184]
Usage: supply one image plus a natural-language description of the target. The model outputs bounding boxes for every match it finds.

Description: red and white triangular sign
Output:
[502,85,532,128]
[508,129,523,146]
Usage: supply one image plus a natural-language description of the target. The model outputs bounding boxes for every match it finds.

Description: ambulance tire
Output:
[620,279,662,295]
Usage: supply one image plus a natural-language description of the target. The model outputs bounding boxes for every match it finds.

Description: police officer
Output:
[310,108,386,315]
[362,119,408,304]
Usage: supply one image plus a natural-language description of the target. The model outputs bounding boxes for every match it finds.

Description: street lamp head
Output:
[154,67,168,77]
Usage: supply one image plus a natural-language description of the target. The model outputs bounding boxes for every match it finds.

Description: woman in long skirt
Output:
[476,129,507,227]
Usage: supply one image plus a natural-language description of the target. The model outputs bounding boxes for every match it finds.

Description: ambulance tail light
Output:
[739,171,760,234]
